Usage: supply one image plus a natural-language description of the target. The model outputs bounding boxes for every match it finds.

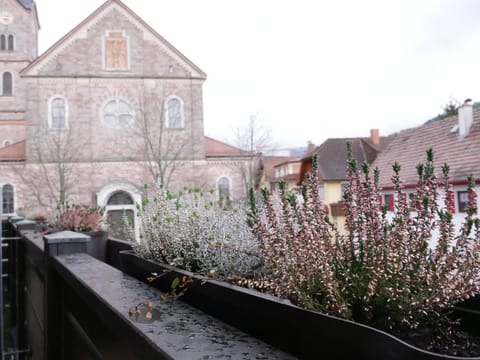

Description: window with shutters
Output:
[102,98,134,129]
[2,184,14,214]
[0,34,5,50]
[48,96,68,129]
[1,72,13,96]
[380,193,395,212]
[165,96,185,129]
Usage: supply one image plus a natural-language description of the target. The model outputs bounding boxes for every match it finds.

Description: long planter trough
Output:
[119,250,480,360]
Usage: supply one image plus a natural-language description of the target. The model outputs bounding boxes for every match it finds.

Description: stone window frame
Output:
[1,183,15,215]
[216,175,232,203]
[100,97,135,130]
[102,30,131,72]
[96,183,141,241]
[164,95,185,129]
[0,34,14,51]
[48,95,69,130]
[1,71,13,96]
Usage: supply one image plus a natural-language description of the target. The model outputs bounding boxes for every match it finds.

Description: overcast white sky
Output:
[35,0,480,149]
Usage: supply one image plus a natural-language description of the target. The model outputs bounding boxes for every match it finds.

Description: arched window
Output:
[97,183,141,241]
[2,140,11,147]
[7,35,14,51]
[165,96,184,129]
[107,191,134,206]
[102,98,134,129]
[2,184,14,214]
[2,72,13,96]
[48,96,68,129]
[0,35,5,51]
[217,176,231,205]
[106,191,135,240]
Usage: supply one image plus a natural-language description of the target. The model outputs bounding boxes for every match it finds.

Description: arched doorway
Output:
[97,183,141,241]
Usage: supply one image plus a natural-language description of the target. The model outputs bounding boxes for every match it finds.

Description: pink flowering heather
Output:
[56,202,105,233]
[248,144,480,330]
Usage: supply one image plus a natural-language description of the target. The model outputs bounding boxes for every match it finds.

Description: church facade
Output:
[0,0,254,228]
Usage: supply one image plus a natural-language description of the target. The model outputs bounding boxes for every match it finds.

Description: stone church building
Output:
[0,0,254,230]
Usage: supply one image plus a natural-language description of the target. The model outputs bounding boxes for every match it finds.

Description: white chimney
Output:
[458,99,473,137]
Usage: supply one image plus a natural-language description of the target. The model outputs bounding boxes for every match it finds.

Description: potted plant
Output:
[120,147,480,359]
[56,202,108,261]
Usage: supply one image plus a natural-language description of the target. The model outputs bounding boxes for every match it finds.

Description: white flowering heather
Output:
[248,144,480,331]
[129,182,261,278]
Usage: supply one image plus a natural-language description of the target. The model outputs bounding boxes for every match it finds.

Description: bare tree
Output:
[134,91,192,188]
[15,123,83,209]
[232,114,272,196]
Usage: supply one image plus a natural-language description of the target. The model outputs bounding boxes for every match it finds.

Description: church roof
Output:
[204,137,249,157]
[17,0,34,10]
[0,141,26,162]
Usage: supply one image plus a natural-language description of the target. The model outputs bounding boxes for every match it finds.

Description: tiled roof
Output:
[271,173,300,183]
[17,0,34,9]
[0,141,26,162]
[204,136,248,157]
[261,156,299,182]
[372,110,480,188]
[313,137,392,181]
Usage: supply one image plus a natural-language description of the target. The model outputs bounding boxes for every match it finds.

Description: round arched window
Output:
[105,191,135,240]
[102,98,134,129]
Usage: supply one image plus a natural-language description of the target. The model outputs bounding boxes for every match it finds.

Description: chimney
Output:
[458,99,473,137]
[370,129,380,146]
[306,141,315,153]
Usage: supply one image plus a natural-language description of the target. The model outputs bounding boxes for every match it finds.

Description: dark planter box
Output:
[84,231,109,262]
[119,250,480,360]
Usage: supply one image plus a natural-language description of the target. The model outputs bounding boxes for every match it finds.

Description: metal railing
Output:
[1,220,29,360]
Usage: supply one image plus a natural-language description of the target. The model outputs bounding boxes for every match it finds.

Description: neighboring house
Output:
[0,0,255,233]
[258,155,300,192]
[298,130,392,230]
[270,159,301,193]
[372,100,480,233]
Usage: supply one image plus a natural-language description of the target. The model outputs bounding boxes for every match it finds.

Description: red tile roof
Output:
[372,110,480,188]
[0,141,26,162]
[204,136,249,157]
[261,156,299,182]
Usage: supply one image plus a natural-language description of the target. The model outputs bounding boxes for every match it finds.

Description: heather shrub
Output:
[248,144,480,330]
[56,202,105,232]
[130,182,261,278]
